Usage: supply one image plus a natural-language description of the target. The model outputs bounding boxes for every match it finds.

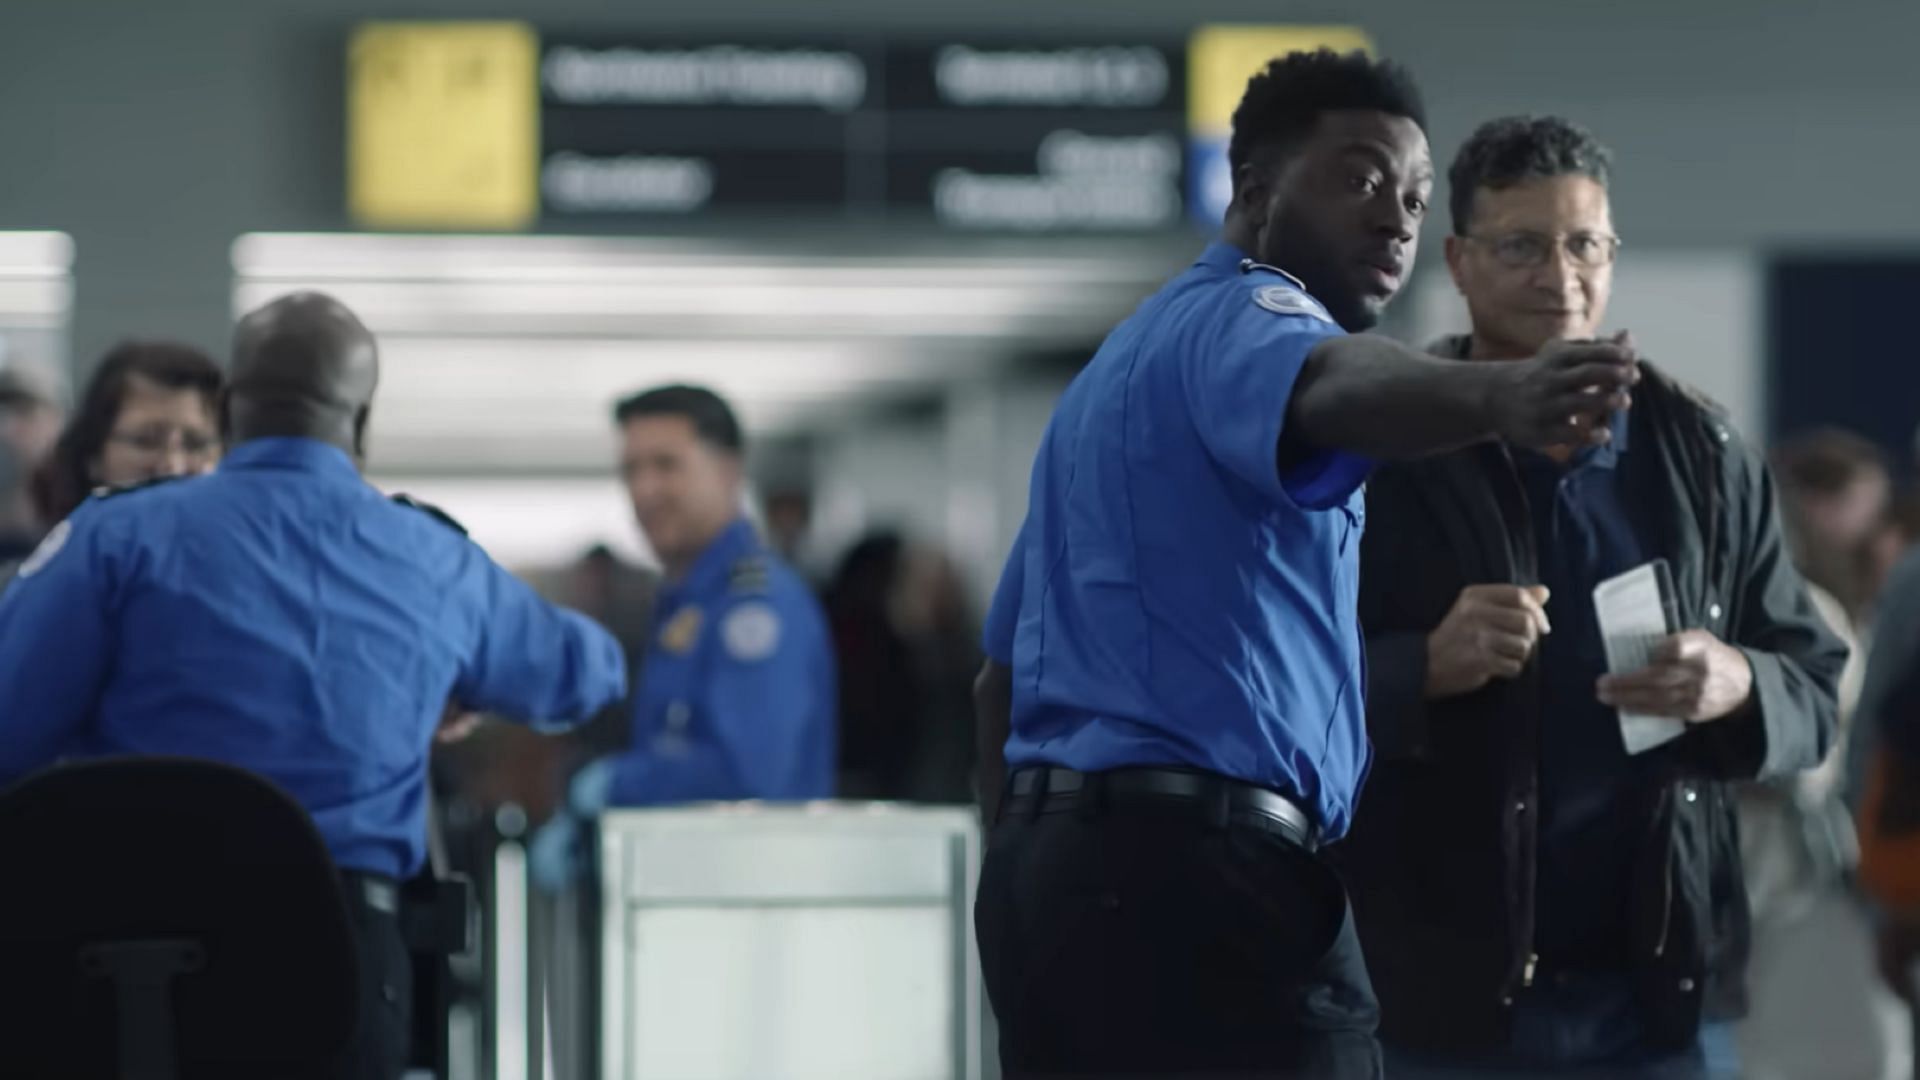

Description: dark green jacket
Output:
[1334,345,1847,1055]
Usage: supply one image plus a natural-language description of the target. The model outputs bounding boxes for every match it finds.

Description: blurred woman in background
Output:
[32,340,222,522]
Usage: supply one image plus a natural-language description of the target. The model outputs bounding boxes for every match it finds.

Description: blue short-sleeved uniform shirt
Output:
[983,241,1374,839]
[0,437,628,878]
[607,518,837,806]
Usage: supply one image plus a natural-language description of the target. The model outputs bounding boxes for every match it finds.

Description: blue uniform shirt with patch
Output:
[0,437,628,879]
[608,517,837,805]
[982,241,1373,840]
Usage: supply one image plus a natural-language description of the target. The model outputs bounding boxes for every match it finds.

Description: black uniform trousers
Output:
[332,872,413,1080]
[976,773,1382,1079]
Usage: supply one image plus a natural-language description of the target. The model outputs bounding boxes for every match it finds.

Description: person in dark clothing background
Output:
[0,366,64,566]
[894,543,982,802]
[1341,115,1846,1077]
[828,530,980,802]
[828,532,920,799]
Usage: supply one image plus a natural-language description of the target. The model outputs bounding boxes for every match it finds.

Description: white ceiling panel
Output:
[234,232,1187,472]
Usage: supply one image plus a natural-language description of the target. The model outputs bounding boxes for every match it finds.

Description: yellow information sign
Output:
[348,21,539,229]
[1187,25,1375,138]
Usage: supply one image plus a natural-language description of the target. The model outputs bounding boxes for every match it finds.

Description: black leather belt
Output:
[1001,766,1321,852]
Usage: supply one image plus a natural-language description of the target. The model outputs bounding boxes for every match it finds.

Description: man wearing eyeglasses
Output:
[1334,116,1844,1077]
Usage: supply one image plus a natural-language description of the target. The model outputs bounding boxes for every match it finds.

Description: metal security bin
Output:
[598,803,982,1080]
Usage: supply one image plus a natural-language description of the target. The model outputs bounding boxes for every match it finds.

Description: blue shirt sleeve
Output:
[1181,289,1370,511]
[453,545,628,729]
[982,520,1028,664]
[610,590,834,804]
[0,515,115,783]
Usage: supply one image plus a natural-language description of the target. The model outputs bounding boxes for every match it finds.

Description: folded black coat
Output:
[1330,344,1848,1057]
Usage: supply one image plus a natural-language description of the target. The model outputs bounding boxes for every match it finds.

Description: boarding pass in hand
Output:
[1593,559,1684,754]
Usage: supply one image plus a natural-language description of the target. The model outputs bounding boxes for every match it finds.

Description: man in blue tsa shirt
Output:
[970,50,1643,1078]
[0,292,628,1080]
[531,385,835,889]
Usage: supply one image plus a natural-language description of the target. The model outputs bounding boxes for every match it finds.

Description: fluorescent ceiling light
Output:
[0,233,74,276]
[232,231,1172,285]
[233,231,1164,471]
[0,281,75,323]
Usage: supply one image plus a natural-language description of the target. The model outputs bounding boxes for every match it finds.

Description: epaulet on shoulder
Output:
[390,494,469,536]
[88,474,184,502]
[728,555,771,595]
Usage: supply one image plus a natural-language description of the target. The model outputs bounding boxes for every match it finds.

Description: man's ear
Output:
[1232,162,1272,229]
[1445,234,1471,296]
[352,405,371,460]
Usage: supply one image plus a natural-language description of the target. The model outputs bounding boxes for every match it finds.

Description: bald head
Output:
[227,292,379,452]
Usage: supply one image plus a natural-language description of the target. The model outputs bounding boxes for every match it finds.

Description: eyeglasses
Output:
[1464,230,1622,270]
[107,426,220,460]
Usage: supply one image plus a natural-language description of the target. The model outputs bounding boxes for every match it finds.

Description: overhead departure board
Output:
[348,24,1370,233]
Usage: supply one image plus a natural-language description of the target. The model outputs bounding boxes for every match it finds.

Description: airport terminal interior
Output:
[3,1,1920,1078]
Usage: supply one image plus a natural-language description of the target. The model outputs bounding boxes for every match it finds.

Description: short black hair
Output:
[1448,115,1613,235]
[1228,49,1426,176]
[613,383,743,454]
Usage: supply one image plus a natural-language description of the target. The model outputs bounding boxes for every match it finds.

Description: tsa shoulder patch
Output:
[15,519,72,580]
[390,494,469,536]
[721,602,782,662]
[1251,285,1332,323]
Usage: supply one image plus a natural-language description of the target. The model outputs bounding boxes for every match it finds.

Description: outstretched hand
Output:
[1493,331,1639,452]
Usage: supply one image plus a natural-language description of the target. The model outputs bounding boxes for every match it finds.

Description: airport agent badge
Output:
[659,605,704,655]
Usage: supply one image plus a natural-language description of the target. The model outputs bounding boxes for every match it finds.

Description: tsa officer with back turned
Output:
[0,292,628,1080]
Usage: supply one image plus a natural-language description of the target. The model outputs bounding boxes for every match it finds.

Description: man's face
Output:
[1243,110,1433,331]
[618,415,741,567]
[1445,175,1616,356]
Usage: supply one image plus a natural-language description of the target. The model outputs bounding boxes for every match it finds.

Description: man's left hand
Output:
[1596,629,1754,723]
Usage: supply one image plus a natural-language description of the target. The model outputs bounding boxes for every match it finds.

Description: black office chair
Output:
[0,756,359,1080]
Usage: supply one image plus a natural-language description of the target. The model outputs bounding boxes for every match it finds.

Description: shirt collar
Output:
[219,436,361,479]
[1196,240,1310,292]
[1586,406,1632,468]
[661,517,762,601]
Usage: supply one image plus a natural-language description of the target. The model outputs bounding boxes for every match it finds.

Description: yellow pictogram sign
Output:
[348,21,539,229]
